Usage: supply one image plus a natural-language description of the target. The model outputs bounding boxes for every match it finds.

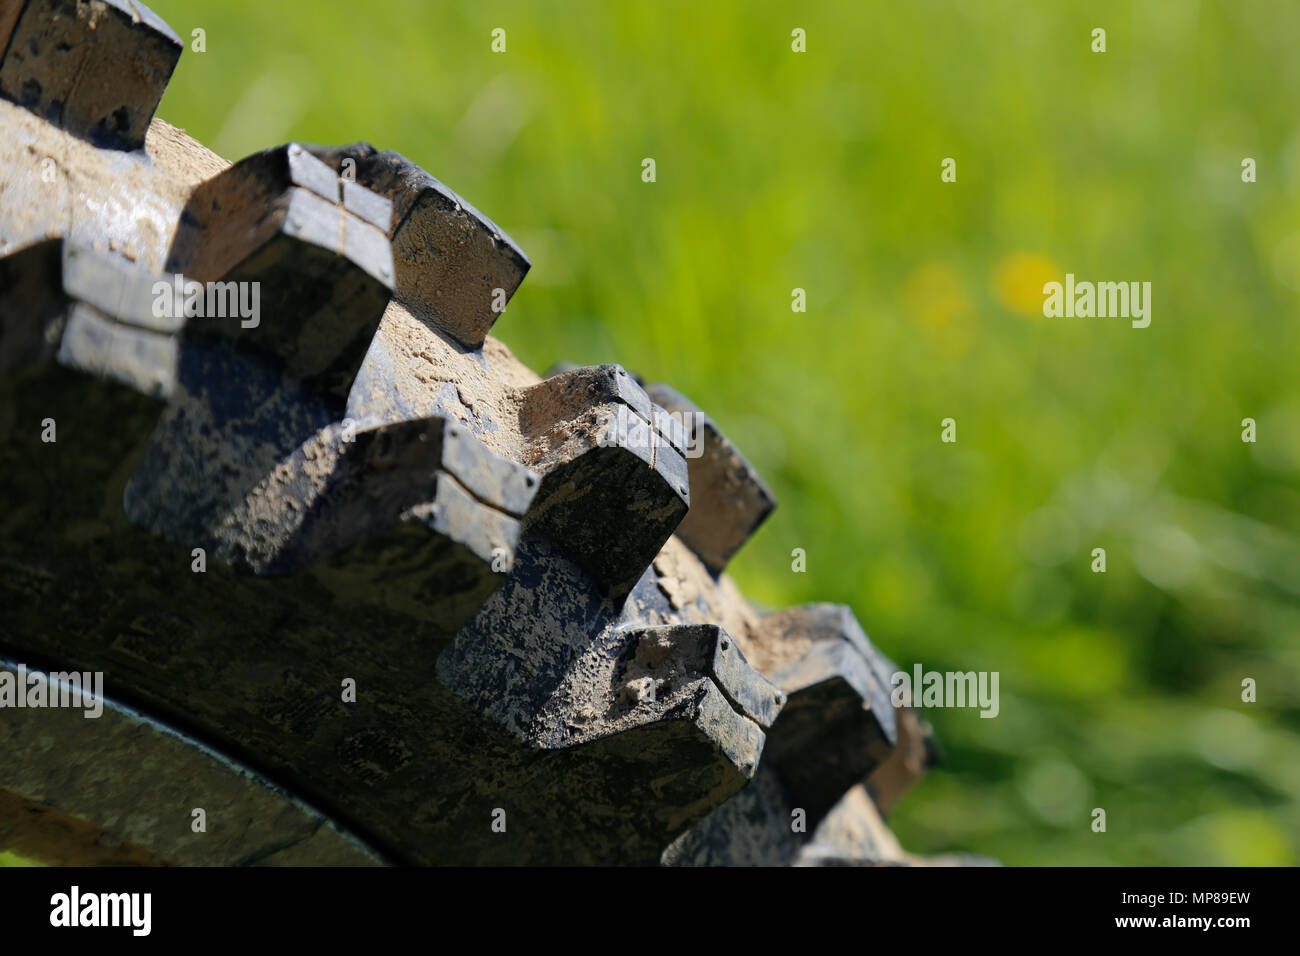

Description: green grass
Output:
[124,0,1300,865]
[0,851,42,867]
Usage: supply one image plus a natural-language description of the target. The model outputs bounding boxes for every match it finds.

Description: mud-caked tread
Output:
[661,602,937,864]
[759,604,899,826]
[519,363,690,600]
[123,393,537,578]
[617,624,786,729]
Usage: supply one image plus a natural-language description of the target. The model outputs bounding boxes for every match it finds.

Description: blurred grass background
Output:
[126,0,1300,865]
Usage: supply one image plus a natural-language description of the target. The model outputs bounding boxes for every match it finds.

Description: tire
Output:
[0,0,959,866]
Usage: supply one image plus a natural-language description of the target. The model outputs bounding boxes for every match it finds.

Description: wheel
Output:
[0,0,962,866]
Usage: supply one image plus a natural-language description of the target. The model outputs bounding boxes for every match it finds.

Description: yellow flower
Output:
[994,253,1060,317]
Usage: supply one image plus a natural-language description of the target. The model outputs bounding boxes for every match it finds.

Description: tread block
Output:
[0,237,179,397]
[620,624,786,729]
[866,707,940,815]
[272,415,539,573]
[528,440,688,600]
[435,537,772,861]
[759,603,900,825]
[126,404,538,581]
[645,382,776,575]
[525,364,687,454]
[520,365,690,599]
[328,469,524,632]
[305,142,529,349]
[0,0,182,151]
[165,142,395,402]
[584,676,767,795]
